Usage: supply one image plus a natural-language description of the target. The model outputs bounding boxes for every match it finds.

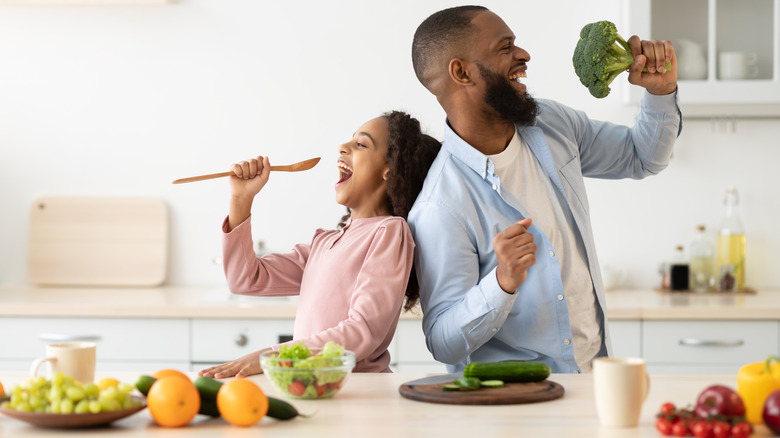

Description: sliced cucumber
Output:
[479,380,505,388]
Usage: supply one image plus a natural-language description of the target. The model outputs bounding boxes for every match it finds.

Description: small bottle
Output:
[689,225,715,292]
[717,186,746,291]
[719,264,736,292]
[669,245,690,291]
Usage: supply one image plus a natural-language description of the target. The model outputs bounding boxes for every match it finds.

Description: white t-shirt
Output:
[489,131,601,372]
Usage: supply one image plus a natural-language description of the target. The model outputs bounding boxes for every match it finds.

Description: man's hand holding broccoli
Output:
[573,20,677,98]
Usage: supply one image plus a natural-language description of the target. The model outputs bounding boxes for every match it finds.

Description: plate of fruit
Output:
[0,373,145,428]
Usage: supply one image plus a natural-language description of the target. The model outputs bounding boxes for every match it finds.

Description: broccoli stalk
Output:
[572,20,671,98]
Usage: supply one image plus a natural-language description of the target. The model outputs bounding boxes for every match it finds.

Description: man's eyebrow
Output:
[495,36,515,47]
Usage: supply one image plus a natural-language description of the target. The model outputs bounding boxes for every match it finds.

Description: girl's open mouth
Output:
[337,161,353,184]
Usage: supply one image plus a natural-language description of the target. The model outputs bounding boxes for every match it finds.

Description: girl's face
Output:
[335,116,391,219]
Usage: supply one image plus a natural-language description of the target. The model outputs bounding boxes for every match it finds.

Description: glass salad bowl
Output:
[260,343,355,399]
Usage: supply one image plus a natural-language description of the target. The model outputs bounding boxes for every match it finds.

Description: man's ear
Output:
[448,58,473,86]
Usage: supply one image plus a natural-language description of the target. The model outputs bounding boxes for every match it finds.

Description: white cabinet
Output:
[608,320,642,358]
[389,319,446,374]
[0,317,190,373]
[190,318,294,369]
[642,320,779,374]
[626,0,780,116]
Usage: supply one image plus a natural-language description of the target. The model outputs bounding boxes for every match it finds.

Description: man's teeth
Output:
[509,72,527,82]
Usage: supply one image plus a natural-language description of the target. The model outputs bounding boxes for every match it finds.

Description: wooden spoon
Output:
[172,157,321,184]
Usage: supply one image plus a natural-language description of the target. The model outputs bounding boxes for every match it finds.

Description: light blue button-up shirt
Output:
[408,91,681,373]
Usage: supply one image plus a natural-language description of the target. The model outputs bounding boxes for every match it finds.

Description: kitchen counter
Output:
[0,285,779,320]
[0,371,775,437]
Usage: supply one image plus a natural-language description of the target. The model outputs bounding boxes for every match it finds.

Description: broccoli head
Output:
[572,20,671,98]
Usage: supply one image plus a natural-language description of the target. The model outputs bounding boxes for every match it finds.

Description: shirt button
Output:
[492,328,498,333]
[492,184,497,191]
[557,294,564,301]
[548,250,555,257]
[563,338,571,345]
[482,172,486,178]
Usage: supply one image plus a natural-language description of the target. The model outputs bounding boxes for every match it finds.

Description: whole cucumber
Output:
[193,376,222,417]
[463,361,551,383]
[192,376,303,420]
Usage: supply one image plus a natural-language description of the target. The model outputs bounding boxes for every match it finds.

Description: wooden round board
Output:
[398,375,564,405]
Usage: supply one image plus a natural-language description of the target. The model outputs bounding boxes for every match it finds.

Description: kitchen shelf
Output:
[625,0,780,116]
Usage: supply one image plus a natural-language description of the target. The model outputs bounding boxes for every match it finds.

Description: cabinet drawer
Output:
[643,320,778,364]
[0,317,189,362]
[191,319,294,362]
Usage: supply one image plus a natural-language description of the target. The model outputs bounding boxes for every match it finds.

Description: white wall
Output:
[1,0,778,290]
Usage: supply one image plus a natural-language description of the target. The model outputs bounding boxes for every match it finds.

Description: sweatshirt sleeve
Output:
[221,215,311,297]
[273,218,414,364]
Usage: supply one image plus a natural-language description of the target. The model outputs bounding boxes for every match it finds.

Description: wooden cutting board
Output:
[28,196,168,287]
[399,373,564,405]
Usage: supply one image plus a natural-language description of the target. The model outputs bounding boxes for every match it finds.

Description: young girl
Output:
[198,111,440,377]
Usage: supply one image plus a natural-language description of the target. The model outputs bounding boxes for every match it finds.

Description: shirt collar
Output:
[443,121,494,179]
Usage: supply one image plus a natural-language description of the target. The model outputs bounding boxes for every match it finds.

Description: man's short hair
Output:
[411,5,488,92]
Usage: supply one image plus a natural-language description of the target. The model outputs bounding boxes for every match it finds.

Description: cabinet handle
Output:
[234,333,248,347]
[39,333,102,343]
[679,338,744,347]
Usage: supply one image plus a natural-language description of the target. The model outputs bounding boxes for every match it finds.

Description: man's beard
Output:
[477,63,538,126]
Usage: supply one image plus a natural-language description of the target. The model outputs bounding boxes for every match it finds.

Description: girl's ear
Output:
[383,167,390,181]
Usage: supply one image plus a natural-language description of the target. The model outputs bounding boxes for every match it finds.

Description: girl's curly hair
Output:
[337,111,441,311]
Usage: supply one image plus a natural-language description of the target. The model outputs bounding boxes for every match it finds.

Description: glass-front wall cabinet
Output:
[626,0,780,115]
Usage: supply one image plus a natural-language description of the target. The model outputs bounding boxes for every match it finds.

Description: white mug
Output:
[718,52,759,80]
[593,357,650,427]
[30,342,96,383]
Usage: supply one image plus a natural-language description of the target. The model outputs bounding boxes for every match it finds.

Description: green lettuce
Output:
[265,341,348,398]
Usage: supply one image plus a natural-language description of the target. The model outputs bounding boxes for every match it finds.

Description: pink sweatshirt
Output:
[221,215,414,373]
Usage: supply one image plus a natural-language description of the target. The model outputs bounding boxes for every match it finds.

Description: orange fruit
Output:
[147,376,200,428]
[217,378,268,427]
[0,380,4,397]
[152,369,190,382]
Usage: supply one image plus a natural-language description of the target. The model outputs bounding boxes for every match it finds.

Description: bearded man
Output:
[408,6,680,373]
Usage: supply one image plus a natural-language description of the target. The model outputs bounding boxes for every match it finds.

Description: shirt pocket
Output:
[558,156,590,216]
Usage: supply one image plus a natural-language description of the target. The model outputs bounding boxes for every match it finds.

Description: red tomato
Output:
[672,421,689,437]
[659,402,677,415]
[656,417,674,436]
[313,382,327,397]
[712,421,731,438]
[287,380,306,397]
[327,378,343,390]
[730,421,752,438]
[691,420,713,438]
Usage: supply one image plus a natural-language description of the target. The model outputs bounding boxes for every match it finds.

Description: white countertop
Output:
[0,371,775,437]
[0,285,778,320]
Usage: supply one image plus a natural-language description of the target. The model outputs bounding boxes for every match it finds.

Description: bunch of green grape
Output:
[1,372,141,414]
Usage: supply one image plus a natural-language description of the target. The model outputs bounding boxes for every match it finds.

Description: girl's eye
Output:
[356,142,367,149]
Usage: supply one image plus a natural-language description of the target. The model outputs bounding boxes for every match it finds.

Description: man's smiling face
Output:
[469,11,538,125]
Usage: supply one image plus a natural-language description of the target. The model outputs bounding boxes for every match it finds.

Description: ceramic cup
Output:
[718,52,759,80]
[593,357,650,427]
[30,342,96,383]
